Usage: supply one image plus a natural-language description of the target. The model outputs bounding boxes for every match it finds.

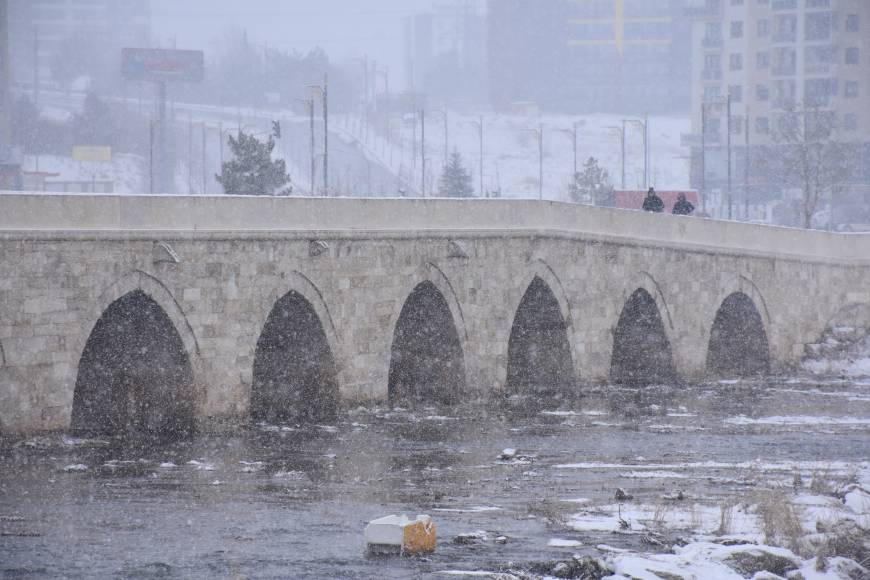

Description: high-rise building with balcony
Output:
[687,0,870,224]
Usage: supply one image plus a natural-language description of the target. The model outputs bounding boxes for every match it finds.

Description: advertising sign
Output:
[72,146,112,162]
[122,48,205,83]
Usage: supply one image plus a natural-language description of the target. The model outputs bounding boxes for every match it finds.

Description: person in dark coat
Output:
[672,192,695,215]
[642,187,664,213]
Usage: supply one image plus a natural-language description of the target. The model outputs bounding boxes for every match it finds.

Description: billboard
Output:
[122,48,204,83]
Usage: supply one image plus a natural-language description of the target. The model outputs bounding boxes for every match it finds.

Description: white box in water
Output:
[364,514,436,555]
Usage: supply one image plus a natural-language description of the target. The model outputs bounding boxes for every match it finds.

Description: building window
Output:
[756,117,770,134]
[756,84,770,100]
[729,85,744,102]
[843,113,858,131]
[846,14,859,32]
[845,47,860,65]
[731,0,744,5]
[704,85,722,101]
[805,44,837,67]
[773,14,797,42]
[757,19,769,36]
[804,77,838,106]
[731,21,744,39]
[845,81,859,98]
[805,12,833,41]
[730,53,743,70]
[757,51,770,68]
[731,115,744,135]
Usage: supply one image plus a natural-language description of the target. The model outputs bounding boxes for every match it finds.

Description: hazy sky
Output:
[151,0,440,87]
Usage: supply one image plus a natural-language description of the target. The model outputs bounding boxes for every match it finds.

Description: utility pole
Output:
[157,81,168,194]
[621,119,626,190]
[201,122,207,195]
[0,0,10,159]
[643,114,649,189]
[188,117,193,193]
[149,120,154,194]
[744,110,750,220]
[478,115,484,197]
[538,123,544,200]
[420,108,426,196]
[700,100,707,214]
[727,91,732,220]
[32,27,39,107]
[572,121,578,177]
[323,73,328,196]
[443,106,448,169]
[218,121,224,168]
[308,99,315,195]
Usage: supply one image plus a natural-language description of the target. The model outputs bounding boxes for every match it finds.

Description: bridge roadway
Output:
[1,193,869,434]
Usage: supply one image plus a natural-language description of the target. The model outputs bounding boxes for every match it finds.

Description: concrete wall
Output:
[2,193,870,433]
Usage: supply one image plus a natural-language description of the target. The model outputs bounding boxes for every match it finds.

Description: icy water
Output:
[2,378,869,579]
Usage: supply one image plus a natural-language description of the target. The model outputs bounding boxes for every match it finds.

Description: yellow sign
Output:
[568,0,672,56]
[72,146,112,162]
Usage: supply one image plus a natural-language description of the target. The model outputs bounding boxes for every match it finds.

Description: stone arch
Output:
[251,274,340,424]
[71,289,196,438]
[388,264,467,406]
[506,274,577,398]
[610,287,676,385]
[707,281,771,377]
[75,270,201,365]
[620,272,675,336]
[255,271,342,370]
[501,259,577,386]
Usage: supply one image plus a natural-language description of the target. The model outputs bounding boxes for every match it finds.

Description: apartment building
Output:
[8,0,150,89]
[488,0,691,114]
[687,0,870,223]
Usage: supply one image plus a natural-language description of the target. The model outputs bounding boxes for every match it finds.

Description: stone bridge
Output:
[1,193,869,434]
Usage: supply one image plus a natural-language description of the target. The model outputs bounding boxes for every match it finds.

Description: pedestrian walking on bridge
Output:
[642,187,664,213]
[672,192,695,216]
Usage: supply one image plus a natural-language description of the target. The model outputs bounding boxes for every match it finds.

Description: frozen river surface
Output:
[2,378,869,578]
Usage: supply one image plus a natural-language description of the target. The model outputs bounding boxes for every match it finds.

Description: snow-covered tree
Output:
[569,157,614,206]
[216,130,292,196]
[438,150,474,198]
[764,103,859,229]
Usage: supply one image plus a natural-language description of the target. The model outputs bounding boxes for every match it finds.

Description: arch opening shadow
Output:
[251,290,339,424]
[611,289,676,385]
[707,292,770,377]
[71,290,195,438]
[506,277,575,398]
[388,281,465,406]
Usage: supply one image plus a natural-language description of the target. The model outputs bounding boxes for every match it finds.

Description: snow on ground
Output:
[22,153,145,194]
[335,110,691,199]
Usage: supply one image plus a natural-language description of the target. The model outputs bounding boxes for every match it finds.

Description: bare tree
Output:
[765,103,859,229]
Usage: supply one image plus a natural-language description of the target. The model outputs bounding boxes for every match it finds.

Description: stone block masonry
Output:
[1,193,869,433]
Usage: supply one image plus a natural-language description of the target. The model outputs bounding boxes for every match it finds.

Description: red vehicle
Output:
[614,190,699,213]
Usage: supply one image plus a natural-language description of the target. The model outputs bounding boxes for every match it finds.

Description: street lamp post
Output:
[468,116,485,197]
[309,76,329,196]
[625,117,648,189]
[524,124,544,200]
[557,121,580,182]
[606,124,626,189]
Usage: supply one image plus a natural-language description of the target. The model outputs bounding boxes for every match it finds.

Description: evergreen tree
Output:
[72,92,116,147]
[438,150,474,198]
[569,157,614,206]
[216,130,292,196]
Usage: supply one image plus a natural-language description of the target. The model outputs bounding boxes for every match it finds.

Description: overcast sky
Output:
[151,0,446,87]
